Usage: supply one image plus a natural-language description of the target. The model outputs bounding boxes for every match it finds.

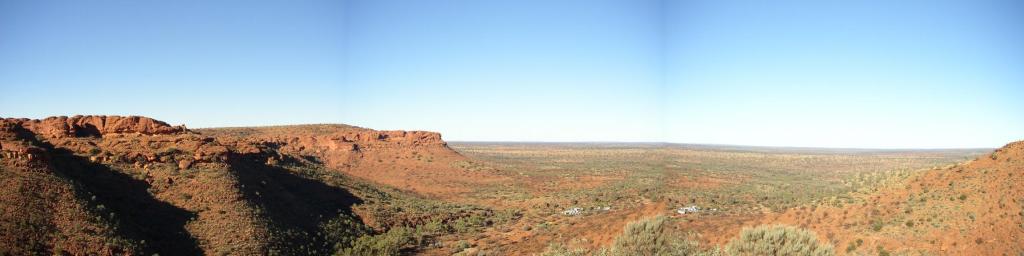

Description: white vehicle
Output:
[676,205,700,215]
[562,207,583,216]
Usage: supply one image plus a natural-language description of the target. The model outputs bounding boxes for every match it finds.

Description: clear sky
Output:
[1,0,1021,148]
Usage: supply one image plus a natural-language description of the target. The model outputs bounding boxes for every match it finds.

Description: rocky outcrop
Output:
[255,130,446,153]
[197,124,502,199]
[0,116,219,171]
[0,140,46,164]
[334,130,447,146]
[210,128,453,170]
[2,116,468,255]
[0,119,46,165]
[1,117,455,172]
[3,115,186,138]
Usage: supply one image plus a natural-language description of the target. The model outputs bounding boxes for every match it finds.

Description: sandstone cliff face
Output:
[1,116,226,171]
[0,117,483,254]
[273,130,448,167]
[344,130,447,146]
[1,116,483,255]
[0,116,267,255]
[198,125,456,171]
[0,119,47,165]
[5,115,186,138]
[197,124,515,200]
[1,117,453,174]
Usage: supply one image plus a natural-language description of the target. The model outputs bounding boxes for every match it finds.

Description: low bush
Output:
[336,226,412,256]
[724,224,834,256]
[870,220,884,232]
[542,215,718,256]
[541,243,588,256]
[601,216,704,256]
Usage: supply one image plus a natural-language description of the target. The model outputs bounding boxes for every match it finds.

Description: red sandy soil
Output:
[702,141,1024,255]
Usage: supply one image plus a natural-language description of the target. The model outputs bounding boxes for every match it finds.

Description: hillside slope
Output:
[751,141,1024,255]
[198,124,508,199]
[0,115,505,255]
[1,119,139,254]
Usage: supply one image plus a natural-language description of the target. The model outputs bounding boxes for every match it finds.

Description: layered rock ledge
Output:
[2,115,186,138]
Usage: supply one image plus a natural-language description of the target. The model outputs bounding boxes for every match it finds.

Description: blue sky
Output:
[1,0,1021,148]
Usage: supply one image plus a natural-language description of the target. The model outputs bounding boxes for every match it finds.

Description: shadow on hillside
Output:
[230,153,364,254]
[38,142,202,255]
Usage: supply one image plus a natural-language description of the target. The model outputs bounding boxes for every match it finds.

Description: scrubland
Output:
[4,116,1017,256]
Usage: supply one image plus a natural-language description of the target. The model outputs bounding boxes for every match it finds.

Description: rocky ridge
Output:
[0,115,475,255]
[10,115,186,138]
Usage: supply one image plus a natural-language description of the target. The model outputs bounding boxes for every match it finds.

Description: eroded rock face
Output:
[212,129,451,170]
[195,124,491,198]
[0,116,212,169]
[1,116,453,172]
[0,119,47,165]
[0,116,270,255]
[0,140,46,165]
[1,115,479,255]
[335,130,446,146]
[5,115,186,138]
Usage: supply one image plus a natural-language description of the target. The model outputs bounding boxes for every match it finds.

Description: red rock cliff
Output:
[3,115,186,138]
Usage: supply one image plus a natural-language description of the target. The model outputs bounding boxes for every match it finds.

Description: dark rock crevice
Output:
[229,151,366,255]
[32,137,203,255]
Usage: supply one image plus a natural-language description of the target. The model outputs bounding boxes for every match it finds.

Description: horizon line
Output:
[447,140,998,151]
[0,114,1011,150]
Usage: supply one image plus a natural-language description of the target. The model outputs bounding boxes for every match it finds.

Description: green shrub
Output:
[876,246,889,256]
[724,224,834,256]
[600,215,711,256]
[605,216,676,255]
[322,214,370,252]
[451,214,489,233]
[451,240,471,254]
[541,243,588,256]
[336,226,412,256]
[412,218,446,246]
[845,238,864,253]
[540,215,718,256]
[870,220,884,232]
